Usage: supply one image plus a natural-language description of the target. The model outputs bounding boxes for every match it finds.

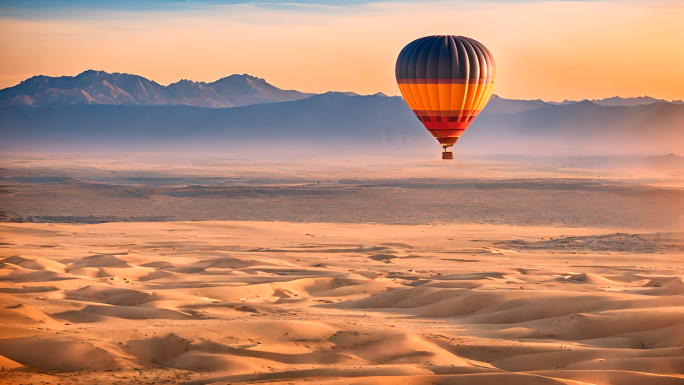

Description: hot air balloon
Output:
[396,35,496,159]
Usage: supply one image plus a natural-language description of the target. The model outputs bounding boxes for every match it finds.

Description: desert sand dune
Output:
[1,220,683,384]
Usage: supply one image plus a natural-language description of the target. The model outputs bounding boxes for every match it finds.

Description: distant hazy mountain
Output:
[0,70,313,108]
[591,96,667,107]
[0,92,432,153]
[482,95,554,114]
[468,100,684,155]
[548,96,684,107]
[2,91,683,156]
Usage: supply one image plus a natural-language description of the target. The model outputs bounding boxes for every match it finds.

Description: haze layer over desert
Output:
[1,154,683,385]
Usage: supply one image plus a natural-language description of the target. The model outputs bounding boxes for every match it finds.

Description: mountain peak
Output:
[210,74,269,85]
[82,69,105,74]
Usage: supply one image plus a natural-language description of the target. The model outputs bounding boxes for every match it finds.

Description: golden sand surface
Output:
[1,220,684,385]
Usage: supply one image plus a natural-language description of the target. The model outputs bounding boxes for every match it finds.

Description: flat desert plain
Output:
[1,154,684,385]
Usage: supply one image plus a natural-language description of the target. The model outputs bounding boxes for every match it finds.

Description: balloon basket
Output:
[442,151,453,160]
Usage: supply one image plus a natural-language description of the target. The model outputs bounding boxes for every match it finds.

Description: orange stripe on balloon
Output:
[397,84,420,111]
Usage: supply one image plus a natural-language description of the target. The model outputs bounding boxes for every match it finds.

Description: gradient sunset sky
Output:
[1,0,683,102]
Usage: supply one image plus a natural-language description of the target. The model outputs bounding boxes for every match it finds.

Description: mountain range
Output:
[2,70,682,110]
[550,96,684,107]
[0,70,313,108]
[1,71,683,156]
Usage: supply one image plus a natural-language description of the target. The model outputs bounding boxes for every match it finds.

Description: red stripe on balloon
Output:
[423,122,471,130]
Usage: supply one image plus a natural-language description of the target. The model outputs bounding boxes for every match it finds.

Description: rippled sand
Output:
[2,221,683,384]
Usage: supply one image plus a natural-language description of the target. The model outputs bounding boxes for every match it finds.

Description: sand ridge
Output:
[1,221,683,384]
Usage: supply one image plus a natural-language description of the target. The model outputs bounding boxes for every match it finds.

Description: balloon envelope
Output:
[395,35,496,150]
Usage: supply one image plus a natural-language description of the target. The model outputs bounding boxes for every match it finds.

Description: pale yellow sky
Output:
[1,1,683,102]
